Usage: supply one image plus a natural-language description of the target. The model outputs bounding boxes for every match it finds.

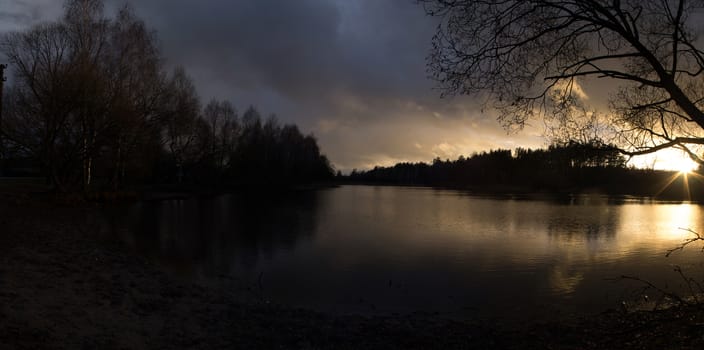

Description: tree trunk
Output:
[0,64,6,177]
[112,138,122,191]
[83,136,90,192]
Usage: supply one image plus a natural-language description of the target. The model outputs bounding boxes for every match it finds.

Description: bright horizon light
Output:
[629,149,700,173]
[659,155,699,174]
[675,159,699,174]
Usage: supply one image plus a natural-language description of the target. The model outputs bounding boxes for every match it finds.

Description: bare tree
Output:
[103,4,166,189]
[64,0,112,191]
[202,99,238,173]
[421,0,704,162]
[163,66,200,183]
[1,22,79,190]
[1,0,168,190]
[0,63,6,175]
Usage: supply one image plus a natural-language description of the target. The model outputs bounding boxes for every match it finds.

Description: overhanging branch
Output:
[618,136,704,156]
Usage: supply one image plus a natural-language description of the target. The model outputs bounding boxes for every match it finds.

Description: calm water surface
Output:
[104,186,704,320]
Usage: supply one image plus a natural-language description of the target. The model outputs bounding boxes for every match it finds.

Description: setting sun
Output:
[667,155,699,173]
[677,160,699,173]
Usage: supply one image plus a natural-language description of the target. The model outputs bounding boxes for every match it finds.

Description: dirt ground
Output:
[1,192,704,349]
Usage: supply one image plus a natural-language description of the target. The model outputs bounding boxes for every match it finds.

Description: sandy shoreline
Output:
[1,196,704,349]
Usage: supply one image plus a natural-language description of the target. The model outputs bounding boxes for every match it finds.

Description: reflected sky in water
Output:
[103,186,704,320]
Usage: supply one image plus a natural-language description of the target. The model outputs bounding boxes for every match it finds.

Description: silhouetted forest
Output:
[0,1,333,192]
[346,142,704,199]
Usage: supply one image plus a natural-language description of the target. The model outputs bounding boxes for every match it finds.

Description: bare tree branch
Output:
[422,0,704,160]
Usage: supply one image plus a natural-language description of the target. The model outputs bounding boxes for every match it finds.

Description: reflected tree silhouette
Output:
[103,191,325,276]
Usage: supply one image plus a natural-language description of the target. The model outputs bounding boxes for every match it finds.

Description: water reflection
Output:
[105,191,324,277]
[549,265,584,295]
[102,186,704,319]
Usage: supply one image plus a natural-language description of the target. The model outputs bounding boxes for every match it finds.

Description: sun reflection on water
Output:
[616,202,702,254]
[657,203,701,241]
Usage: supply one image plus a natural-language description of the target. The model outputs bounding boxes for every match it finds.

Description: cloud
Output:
[110,0,437,108]
[0,0,63,32]
[318,107,546,172]
[552,79,590,101]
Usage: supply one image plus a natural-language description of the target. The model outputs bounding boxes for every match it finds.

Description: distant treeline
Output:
[346,143,703,199]
[0,0,333,192]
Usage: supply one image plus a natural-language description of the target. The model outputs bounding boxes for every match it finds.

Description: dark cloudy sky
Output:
[6,0,682,171]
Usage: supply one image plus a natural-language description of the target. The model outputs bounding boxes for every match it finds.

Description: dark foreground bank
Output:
[1,195,704,349]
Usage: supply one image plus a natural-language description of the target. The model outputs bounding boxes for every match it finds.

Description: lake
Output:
[102,185,704,321]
